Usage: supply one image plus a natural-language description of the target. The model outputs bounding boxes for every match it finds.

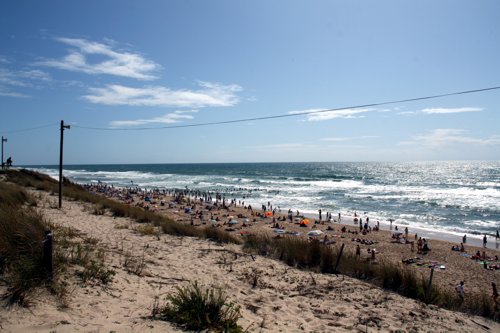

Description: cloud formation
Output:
[400,129,500,147]
[84,81,242,108]
[110,110,197,127]
[0,67,51,98]
[38,37,159,80]
[399,107,483,116]
[421,107,483,114]
[289,108,373,121]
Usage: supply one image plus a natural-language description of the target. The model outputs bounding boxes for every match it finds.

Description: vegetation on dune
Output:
[0,171,115,306]
[2,168,499,323]
[243,233,499,321]
[0,181,49,305]
[152,281,243,333]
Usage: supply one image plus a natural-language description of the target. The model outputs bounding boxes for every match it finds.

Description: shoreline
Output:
[24,163,500,242]
[292,209,499,250]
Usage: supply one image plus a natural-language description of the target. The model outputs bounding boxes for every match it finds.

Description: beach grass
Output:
[152,281,243,332]
[3,168,499,322]
[0,181,49,305]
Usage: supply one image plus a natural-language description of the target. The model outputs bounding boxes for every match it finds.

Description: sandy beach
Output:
[1,184,499,332]
[137,189,500,298]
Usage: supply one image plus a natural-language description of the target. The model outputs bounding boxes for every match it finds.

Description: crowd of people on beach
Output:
[82,181,500,303]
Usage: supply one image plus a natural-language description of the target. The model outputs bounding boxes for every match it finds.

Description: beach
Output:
[126,188,500,298]
[1,185,500,332]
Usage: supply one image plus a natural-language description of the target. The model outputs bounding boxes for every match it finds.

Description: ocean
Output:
[28,161,500,241]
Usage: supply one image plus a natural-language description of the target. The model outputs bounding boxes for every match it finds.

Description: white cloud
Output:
[0,67,51,98]
[110,110,197,127]
[288,108,373,121]
[0,90,29,98]
[397,111,418,116]
[399,129,500,148]
[38,37,159,80]
[83,81,242,108]
[321,135,378,142]
[0,68,25,87]
[421,107,483,114]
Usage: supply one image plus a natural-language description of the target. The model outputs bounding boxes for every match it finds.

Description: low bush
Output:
[0,202,48,304]
[153,281,243,332]
[0,182,36,207]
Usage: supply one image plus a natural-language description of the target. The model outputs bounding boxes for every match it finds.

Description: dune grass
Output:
[0,173,117,305]
[3,169,499,322]
[243,233,499,321]
[0,181,49,305]
[152,281,243,332]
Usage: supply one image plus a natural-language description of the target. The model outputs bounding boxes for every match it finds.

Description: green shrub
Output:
[153,281,243,332]
[0,205,48,305]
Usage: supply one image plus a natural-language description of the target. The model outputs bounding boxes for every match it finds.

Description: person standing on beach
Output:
[496,230,499,241]
[483,235,487,248]
[456,281,465,301]
[463,234,467,244]
[318,209,322,221]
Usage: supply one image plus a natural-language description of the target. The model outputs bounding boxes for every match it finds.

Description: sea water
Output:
[28,161,500,240]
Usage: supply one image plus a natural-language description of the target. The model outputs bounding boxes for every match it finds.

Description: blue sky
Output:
[1,0,500,165]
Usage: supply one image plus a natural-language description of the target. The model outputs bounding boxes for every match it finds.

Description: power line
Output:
[3,86,500,133]
[1,122,59,134]
[71,85,500,131]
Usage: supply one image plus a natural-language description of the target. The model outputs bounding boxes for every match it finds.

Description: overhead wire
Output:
[70,85,500,131]
[1,122,59,134]
[2,86,500,133]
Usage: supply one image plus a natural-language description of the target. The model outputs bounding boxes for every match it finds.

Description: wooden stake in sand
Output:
[43,230,53,281]
[425,268,434,304]
[334,243,345,274]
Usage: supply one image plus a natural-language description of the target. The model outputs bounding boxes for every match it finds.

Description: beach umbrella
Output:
[301,219,310,225]
[265,211,273,217]
[274,229,286,234]
[210,219,218,224]
[308,230,324,237]
[228,219,239,225]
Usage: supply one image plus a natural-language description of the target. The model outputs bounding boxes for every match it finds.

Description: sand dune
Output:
[1,189,500,332]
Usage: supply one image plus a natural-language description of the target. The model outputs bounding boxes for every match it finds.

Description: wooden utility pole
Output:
[58,120,70,208]
[1,136,7,170]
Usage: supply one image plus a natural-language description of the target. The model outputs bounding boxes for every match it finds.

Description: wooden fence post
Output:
[334,243,345,274]
[43,230,53,281]
[425,268,434,304]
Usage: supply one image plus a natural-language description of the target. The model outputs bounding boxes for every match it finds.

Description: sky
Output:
[1,0,500,165]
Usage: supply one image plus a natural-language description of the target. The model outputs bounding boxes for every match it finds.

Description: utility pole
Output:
[1,136,7,170]
[59,120,70,208]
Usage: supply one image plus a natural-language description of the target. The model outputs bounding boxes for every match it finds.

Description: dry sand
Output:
[1,189,500,332]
